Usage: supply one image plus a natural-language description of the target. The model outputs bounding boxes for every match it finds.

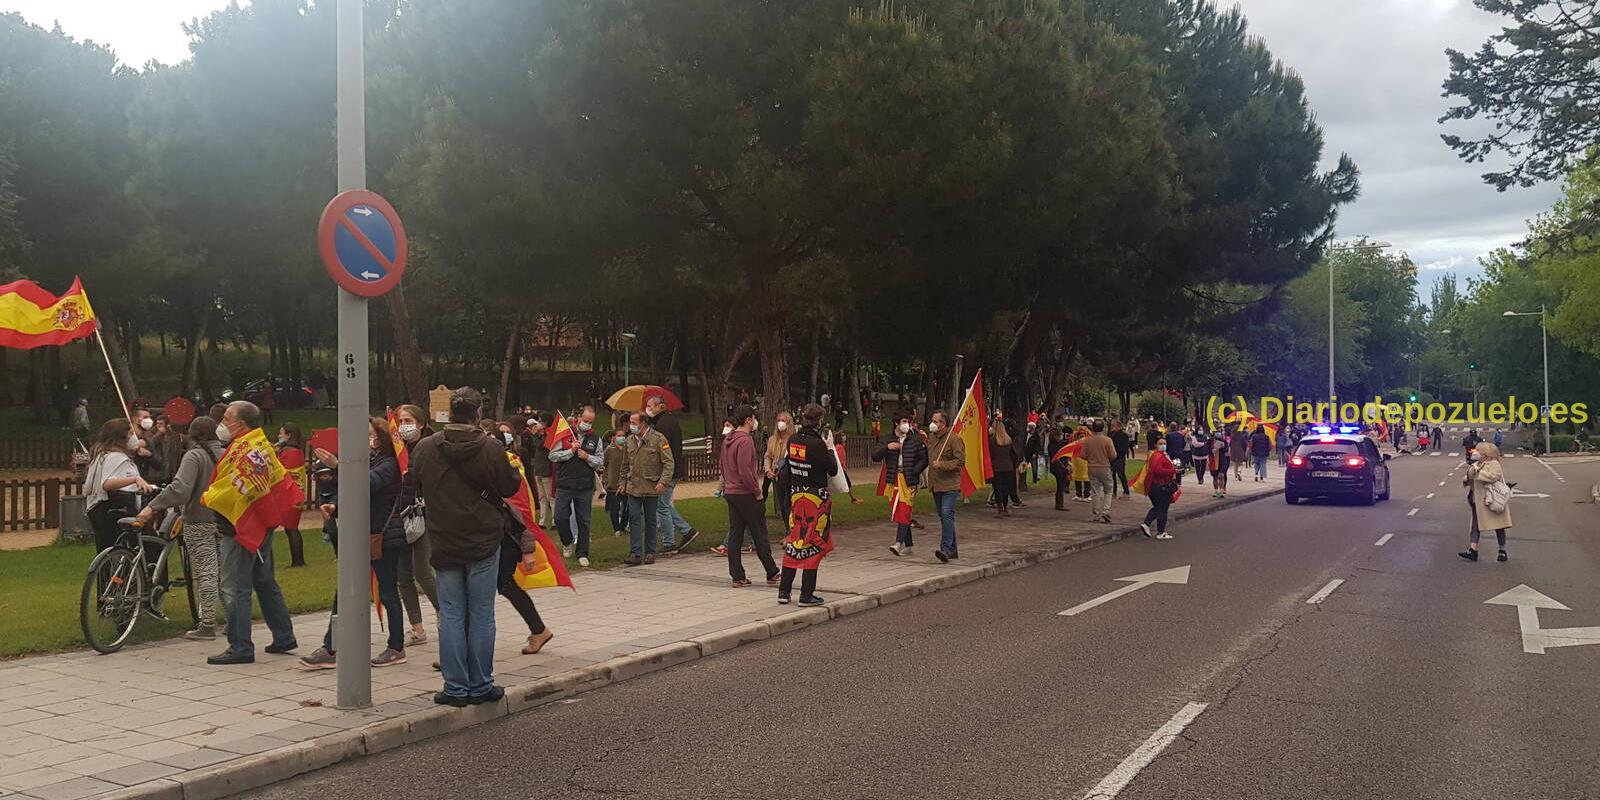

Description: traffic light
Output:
[1408,393,1418,402]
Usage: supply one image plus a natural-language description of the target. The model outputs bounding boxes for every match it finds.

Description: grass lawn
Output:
[0,466,1141,660]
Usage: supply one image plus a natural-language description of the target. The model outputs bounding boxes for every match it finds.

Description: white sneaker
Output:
[1140,523,1152,538]
[562,545,574,558]
[900,545,913,557]
[578,557,590,568]
[888,543,904,556]
[1155,533,1174,540]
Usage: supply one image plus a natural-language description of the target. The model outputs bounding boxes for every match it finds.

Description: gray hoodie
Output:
[149,441,226,525]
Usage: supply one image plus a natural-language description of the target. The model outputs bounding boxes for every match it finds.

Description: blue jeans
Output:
[605,489,629,533]
[628,495,660,557]
[322,545,405,654]
[656,481,692,547]
[435,551,499,700]
[933,490,958,553]
[553,487,594,557]
[219,530,297,656]
[1253,455,1268,480]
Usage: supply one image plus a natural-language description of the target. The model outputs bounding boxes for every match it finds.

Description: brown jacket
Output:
[926,427,966,493]
[1082,433,1116,471]
[619,428,674,497]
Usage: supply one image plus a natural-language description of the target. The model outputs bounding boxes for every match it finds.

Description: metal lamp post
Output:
[1502,307,1551,455]
[621,332,637,385]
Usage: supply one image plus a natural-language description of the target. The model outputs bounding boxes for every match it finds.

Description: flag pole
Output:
[92,327,132,421]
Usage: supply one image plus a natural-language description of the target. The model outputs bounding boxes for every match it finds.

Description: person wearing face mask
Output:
[84,417,155,553]
[722,405,780,586]
[274,423,310,567]
[549,405,606,567]
[128,408,166,483]
[764,411,795,524]
[644,394,699,553]
[874,411,928,556]
[925,410,966,562]
[602,428,631,538]
[1139,437,1180,540]
[147,414,183,486]
[619,411,674,566]
[390,404,439,643]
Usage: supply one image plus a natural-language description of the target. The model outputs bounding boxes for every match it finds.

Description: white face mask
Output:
[139,417,154,431]
[776,421,788,432]
[399,423,420,442]
[579,421,592,433]
[722,426,734,436]
[927,422,941,433]
[502,432,515,445]
[898,422,912,435]
[216,423,234,444]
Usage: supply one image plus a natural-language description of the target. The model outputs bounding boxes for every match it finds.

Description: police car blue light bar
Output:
[1337,425,1361,434]
[1312,425,1333,434]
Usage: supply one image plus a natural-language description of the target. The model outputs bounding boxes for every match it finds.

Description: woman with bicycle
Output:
[139,417,227,640]
[85,418,153,552]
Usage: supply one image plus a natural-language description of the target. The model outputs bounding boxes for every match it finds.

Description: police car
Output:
[1284,426,1393,506]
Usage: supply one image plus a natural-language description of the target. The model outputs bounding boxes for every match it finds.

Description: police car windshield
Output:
[1295,440,1360,455]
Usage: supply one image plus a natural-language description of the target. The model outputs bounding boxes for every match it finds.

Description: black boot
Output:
[1458,549,1478,562]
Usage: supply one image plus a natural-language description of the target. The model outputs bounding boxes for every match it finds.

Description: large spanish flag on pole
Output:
[949,370,993,498]
[0,278,98,349]
[505,452,575,591]
[201,427,306,553]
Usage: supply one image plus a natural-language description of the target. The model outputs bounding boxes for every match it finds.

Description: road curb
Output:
[122,484,1282,800]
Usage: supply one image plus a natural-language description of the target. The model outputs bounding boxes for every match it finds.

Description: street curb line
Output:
[117,485,1282,800]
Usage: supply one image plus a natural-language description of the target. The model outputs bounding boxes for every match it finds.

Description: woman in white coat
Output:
[1459,442,1513,562]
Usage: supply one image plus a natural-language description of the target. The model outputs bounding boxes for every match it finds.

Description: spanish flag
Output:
[1128,461,1150,495]
[949,371,993,497]
[544,410,574,451]
[201,427,305,553]
[889,472,915,525]
[1052,438,1087,463]
[505,451,575,591]
[0,278,98,349]
[385,408,409,474]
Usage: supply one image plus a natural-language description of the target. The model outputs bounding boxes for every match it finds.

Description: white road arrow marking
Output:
[1485,585,1600,654]
[351,206,374,216]
[1374,534,1393,546]
[1510,490,1550,499]
[1059,566,1190,617]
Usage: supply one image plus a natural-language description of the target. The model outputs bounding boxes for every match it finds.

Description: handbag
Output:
[1483,478,1511,513]
[401,498,426,544]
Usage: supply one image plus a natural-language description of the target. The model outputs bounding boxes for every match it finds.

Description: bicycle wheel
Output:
[81,547,144,654]
[142,535,174,620]
[177,535,199,625]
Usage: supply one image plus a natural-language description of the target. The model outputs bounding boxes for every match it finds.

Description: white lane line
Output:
[1375,534,1394,546]
[1438,481,1446,486]
[1407,508,1419,516]
[1448,452,1459,457]
[1533,457,1568,483]
[1081,702,1208,800]
[1426,492,1435,499]
[1308,579,1346,604]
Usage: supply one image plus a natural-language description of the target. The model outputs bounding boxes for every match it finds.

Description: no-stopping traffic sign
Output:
[317,190,408,297]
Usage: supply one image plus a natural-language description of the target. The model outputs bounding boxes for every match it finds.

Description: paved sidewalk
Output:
[0,474,1283,800]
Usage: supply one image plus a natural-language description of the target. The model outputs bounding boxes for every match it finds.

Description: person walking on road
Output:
[1140,438,1180,540]
[646,394,700,553]
[1083,420,1117,524]
[1459,441,1513,562]
[1248,425,1272,481]
[926,410,965,562]
[779,404,838,606]
[619,411,674,566]
[722,405,779,587]
[1431,424,1443,452]
[410,388,525,706]
[549,405,605,567]
[875,411,928,554]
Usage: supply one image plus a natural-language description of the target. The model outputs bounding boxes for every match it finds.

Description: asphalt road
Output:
[256,449,1600,800]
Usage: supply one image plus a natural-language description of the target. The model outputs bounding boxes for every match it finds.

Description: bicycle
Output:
[79,502,197,654]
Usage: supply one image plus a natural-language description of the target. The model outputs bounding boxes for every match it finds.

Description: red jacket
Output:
[1146,450,1177,487]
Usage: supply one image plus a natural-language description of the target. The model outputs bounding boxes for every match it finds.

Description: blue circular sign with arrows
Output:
[317,190,408,298]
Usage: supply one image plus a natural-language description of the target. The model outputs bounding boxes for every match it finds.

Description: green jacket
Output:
[620,428,674,497]
[926,427,966,494]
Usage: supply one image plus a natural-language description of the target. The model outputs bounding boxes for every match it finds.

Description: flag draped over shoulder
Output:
[1129,461,1150,495]
[505,452,575,591]
[1052,438,1086,463]
[201,427,304,553]
[1228,410,1280,450]
[0,278,98,349]
[950,371,993,497]
[385,408,409,474]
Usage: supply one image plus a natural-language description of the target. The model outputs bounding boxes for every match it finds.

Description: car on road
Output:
[1284,427,1392,506]
[219,377,314,409]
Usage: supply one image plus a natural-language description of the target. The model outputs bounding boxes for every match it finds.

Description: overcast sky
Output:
[3,0,1561,287]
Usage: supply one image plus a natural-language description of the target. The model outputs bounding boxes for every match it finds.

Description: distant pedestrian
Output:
[1210,430,1231,498]
[1071,425,1091,501]
[549,405,605,567]
[411,388,524,706]
[874,411,928,555]
[779,404,838,606]
[1083,420,1116,523]
[1431,425,1443,451]
[602,428,630,537]
[987,413,1017,517]
[1140,438,1179,540]
[1188,427,1210,485]
[764,411,794,523]
[1048,419,1072,511]
[1249,425,1272,481]
[1165,423,1187,467]
[619,411,674,566]
[925,410,965,562]
[1459,441,1512,562]
[1493,428,1503,448]
[1108,419,1132,499]
[646,394,700,553]
[1229,423,1248,480]
[722,405,779,587]
[1144,423,1161,457]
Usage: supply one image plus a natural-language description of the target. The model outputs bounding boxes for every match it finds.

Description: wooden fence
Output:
[1,478,83,532]
[0,437,80,470]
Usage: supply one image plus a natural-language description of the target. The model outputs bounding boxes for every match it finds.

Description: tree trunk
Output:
[849,355,864,433]
[97,311,140,409]
[1042,343,1076,421]
[755,326,789,426]
[180,305,211,399]
[1003,311,1049,423]
[385,288,427,405]
[495,318,523,421]
[807,328,821,404]
[288,317,303,386]
[677,326,692,413]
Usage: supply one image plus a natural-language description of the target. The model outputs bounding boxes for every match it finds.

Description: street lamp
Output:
[620,332,637,385]
[1325,240,1393,402]
[1502,307,1550,455]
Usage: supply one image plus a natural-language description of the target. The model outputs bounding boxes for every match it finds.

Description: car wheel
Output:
[1360,481,1377,506]
[1378,471,1390,501]
[1284,492,1298,505]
